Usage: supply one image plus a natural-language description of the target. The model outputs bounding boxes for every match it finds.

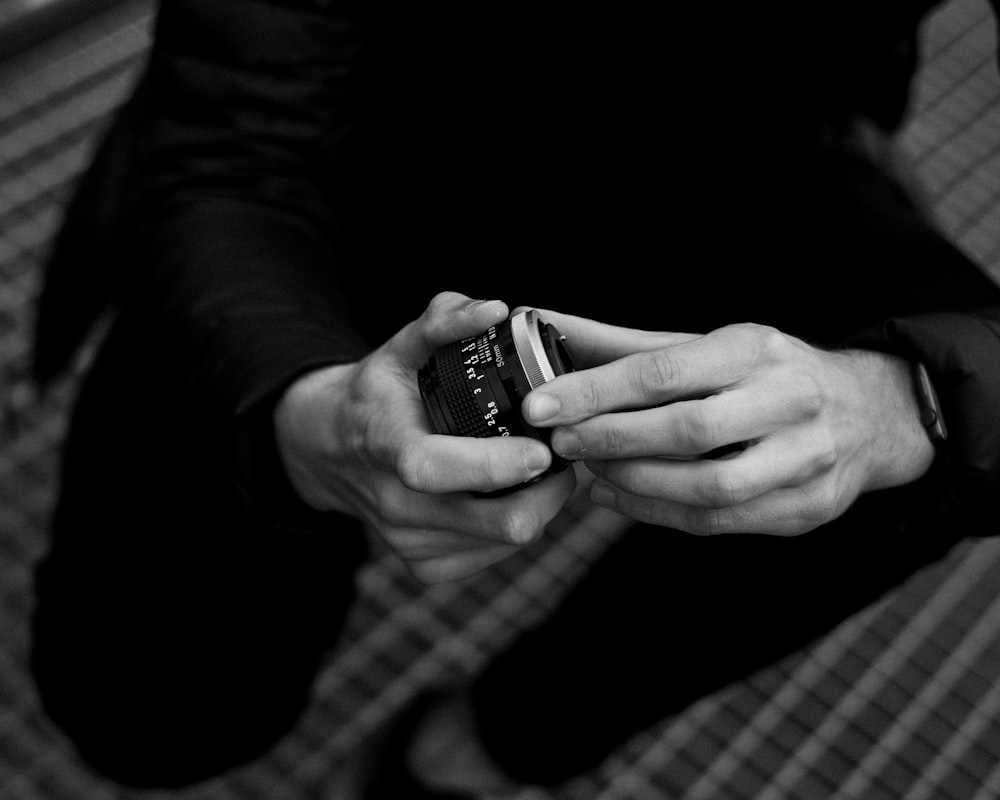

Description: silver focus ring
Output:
[510,309,556,390]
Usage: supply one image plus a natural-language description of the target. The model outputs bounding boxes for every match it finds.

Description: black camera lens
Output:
[418,309,575,482]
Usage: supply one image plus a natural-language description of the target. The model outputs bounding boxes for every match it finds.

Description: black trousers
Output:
[29,311,369,788]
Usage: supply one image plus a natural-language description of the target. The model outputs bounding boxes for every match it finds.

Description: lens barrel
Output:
[418,309,575,482]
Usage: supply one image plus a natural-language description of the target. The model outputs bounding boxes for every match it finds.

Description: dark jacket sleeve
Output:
[34,0,373,519]
[841,307,1000,542]
[123,0,372,405]
[830,0,1000,541]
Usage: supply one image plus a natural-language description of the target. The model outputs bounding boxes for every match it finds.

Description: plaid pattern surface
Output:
[2,1,1000,798]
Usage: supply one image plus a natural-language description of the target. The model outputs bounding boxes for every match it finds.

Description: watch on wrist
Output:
[913,362,948,447]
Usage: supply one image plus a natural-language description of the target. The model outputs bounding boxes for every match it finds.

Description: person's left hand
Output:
[521,313,936,535]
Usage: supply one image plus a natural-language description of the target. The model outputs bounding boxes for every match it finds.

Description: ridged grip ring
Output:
[510,309,556,390]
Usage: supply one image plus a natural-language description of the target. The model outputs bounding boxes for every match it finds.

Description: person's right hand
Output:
[273,292,577,584]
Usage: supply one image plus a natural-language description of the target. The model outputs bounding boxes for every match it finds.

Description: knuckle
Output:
[379,506,408,529]
[377,487,412,528]
[480,447,511,486]
[679,407,720,453]
[494,507,538,545]
[638,349,680,394]
[818,482,842,518]
[692,507,730,536]
[810,432,839,475]
[579,377,604,417]
[597,424,630,458]
[428,290,462,316]
[804,483,840,527]
[731,322,786,362]
[378,524,407,551]
[756,324,788,355]
[421,292,464,340]
[704,468,751,507]
[790,371,825,417]
[396,441,432,491]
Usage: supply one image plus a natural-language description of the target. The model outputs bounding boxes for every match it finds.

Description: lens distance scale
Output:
[419,308,574,450]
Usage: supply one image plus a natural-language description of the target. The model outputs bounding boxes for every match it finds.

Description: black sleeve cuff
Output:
[233,370,343,527]
[840,309,1000,538]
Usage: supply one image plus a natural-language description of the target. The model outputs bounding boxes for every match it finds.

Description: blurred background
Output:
[3,0,1000,798]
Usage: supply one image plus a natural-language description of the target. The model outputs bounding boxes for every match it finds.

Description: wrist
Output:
[274,362,357,512]
[235,388,327,522]
[849,349,937,492]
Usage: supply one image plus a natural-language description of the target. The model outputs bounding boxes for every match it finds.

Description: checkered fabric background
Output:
[2,1,1000,798]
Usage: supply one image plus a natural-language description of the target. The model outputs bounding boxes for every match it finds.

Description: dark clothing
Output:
[30,0,1000,787]
[31,303,368,786]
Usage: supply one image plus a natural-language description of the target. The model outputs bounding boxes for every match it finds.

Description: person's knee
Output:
[33,647,314,787]
[47,695,297,788]
[31,605,323,788]
[53,701,301,787]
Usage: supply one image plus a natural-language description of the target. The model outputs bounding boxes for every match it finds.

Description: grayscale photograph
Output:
[2,1,1000,798]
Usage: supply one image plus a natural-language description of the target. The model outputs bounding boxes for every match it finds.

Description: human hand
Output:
[274,292,576,583]
[521,315,935,535]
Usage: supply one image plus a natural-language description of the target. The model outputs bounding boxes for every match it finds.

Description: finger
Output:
[523,326,761,427]
[590,430,836,507]
[518,307,700,369]
[549,384,813,459]
[421,293,510,348]
[408,544,521,585]
[380,462,576,545]
[395,432,554,494]
[443,467,576,544]
[589,479,837,536]
[395,292,510,367]
[380,526,513,560]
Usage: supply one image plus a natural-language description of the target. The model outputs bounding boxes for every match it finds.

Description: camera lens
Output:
[418,309,575,483]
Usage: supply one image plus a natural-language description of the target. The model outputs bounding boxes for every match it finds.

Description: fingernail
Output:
[524,444,551,474]
[591,481,615,506]
[525,393,560,423]
[465,298,505,317]
[551,428,584,459]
